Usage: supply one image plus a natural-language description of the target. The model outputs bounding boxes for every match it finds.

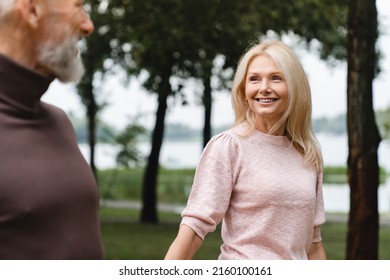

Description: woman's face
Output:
[245,54,289,133]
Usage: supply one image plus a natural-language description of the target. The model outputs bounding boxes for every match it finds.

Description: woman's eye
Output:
[273,76,283,81]
[248,76,259,82]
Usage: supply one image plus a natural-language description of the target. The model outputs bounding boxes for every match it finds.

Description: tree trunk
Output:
[346,0,381,259]
[140,73,171,224]
[202,71,212,148]
[77,71,98,180]
[86,82,97,179]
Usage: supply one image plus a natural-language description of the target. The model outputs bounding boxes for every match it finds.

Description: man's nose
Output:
[80,12,94,36]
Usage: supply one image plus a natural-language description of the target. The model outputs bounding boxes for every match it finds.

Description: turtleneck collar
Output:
[0,53,54,114]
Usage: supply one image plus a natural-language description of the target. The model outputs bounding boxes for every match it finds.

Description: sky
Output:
[42,0,390,131]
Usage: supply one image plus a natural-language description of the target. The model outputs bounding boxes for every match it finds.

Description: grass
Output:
[99,207,390,260]
[99,207,222,260]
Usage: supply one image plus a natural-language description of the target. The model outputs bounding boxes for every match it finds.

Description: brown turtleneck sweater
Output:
[0,54,104,259]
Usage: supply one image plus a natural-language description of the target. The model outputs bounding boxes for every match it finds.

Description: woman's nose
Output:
[259,79,271,94]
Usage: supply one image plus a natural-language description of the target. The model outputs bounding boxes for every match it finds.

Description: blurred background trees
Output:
[76,0,385,259]
[93,0,348,224]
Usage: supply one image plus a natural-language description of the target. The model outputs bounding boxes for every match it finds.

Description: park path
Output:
[100,199,185,214]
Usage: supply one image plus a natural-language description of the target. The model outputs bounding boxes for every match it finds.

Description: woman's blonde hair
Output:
[231,40,323,172]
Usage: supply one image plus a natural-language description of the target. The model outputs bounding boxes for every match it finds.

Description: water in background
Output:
[79,133,390,213]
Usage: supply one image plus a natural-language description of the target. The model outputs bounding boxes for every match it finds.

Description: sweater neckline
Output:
[233,122,292,147]
[252,128,291,147]
[0,53,53,114]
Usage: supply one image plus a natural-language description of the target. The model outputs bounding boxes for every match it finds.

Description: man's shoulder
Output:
[40,101,69,118]
[40,101,75,129]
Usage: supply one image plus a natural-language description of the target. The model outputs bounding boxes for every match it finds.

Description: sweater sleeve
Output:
[181,132,239,240]
[312,171,326,242]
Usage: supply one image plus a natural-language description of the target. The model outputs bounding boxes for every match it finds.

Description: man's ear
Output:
[17,0,43,28]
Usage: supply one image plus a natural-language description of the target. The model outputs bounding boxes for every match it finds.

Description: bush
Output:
[98,166,388,202]
[323,166,388,185]
[98,168,195,203]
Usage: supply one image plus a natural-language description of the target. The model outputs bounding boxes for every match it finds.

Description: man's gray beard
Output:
[37,38,85,83]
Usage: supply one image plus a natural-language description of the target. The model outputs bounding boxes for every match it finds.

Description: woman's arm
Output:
[164,224,203,260]
[308,241,327,260]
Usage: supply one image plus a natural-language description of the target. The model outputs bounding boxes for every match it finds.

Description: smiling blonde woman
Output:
[165,40,326,260]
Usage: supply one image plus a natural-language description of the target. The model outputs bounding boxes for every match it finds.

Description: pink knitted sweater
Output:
[181,124,325,259]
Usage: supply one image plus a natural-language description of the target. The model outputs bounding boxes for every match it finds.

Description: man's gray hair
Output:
[0,0,15,19]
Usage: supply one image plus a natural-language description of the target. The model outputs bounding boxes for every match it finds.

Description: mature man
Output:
[0,0,104,259]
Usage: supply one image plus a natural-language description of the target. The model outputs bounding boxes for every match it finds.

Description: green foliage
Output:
[98,168,196,203]
[285,0,349,61]
[78,1,121,111]
[115,120,146,168]
[376,106,390,139]
[102,0,349,95]
[98,168,144,200]
[157,168,195,203]
[323,166,348,184]
[323,166,388,185]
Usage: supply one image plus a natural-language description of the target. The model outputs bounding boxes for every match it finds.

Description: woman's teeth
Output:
[255,98,277,103]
